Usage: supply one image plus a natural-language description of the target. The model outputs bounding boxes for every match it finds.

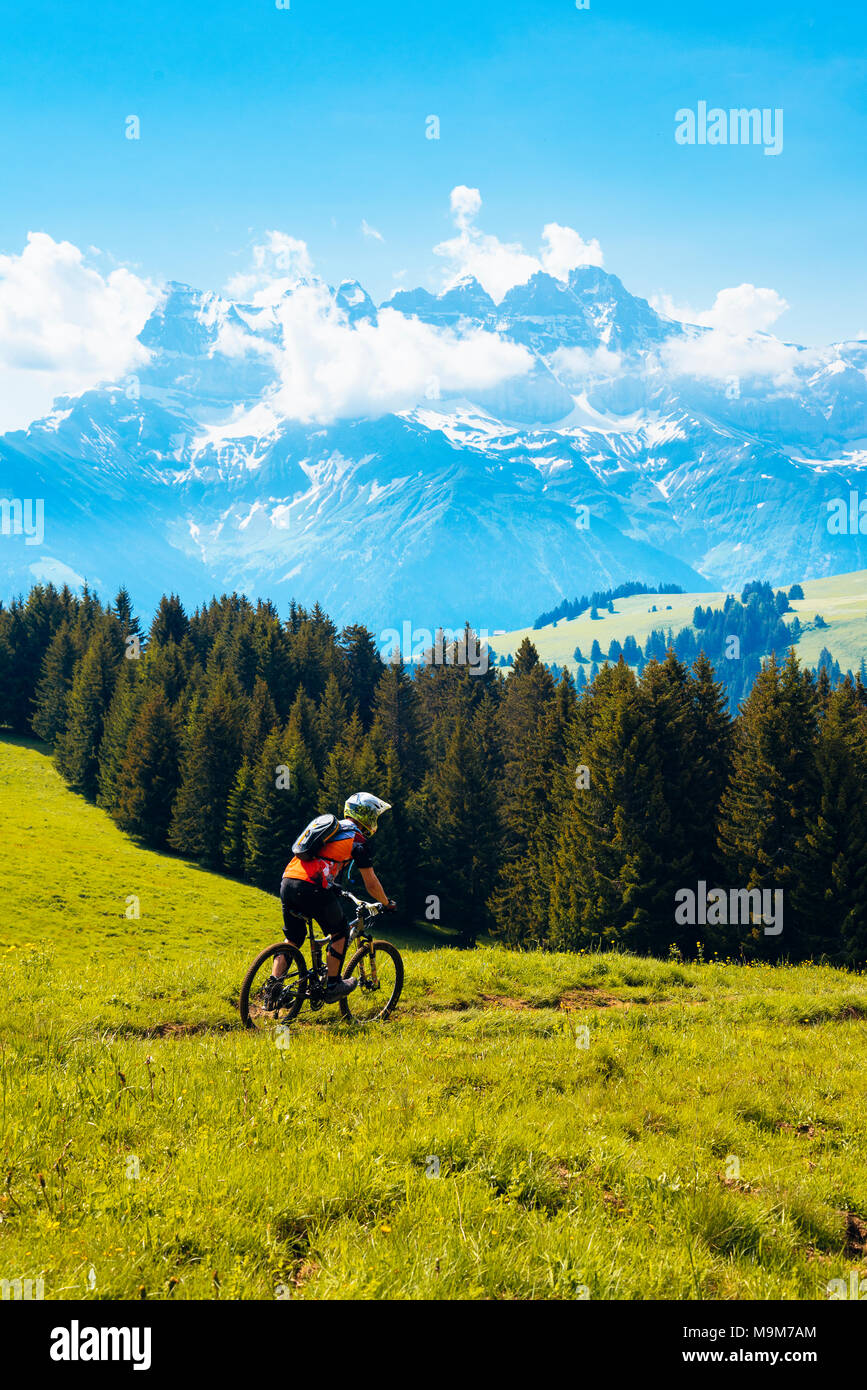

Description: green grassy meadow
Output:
[2,736,867,1301]
[497,568,867,675]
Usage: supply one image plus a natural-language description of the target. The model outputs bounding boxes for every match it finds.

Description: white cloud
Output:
[0,232,158,432]
[661,329,809,385]
[361,219,384,242]
[450,185,483,230]
[434,187,604,303]
[540,223,603,281]
[651,283,814,385]
[550,344,622,383]
[28,556,88,589]
[434,226,538,304]
[653,283,789,335]
[217,279,534,427]
[225,230,314,306]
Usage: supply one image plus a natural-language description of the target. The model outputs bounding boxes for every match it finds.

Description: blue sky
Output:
[1,0,866,344]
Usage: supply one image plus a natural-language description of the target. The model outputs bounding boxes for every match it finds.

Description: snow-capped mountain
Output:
[1,264,866,631]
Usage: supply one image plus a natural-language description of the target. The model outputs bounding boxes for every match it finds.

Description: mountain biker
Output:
[263,792,396,1006]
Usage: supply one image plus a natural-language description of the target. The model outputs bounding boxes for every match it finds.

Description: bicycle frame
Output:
[341,892,383,989]
[297,893,382,1004]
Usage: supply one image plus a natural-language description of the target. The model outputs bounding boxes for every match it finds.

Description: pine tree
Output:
[370,659,425,787]
[222,759,254,876]
[241,677,279,762]
[286,686,324,778]
[794,679,867,962]
[71,582,102,649]
[251,610,293,719]
[168,678,245,865]
[487,642,554,943]
[320,747,363,821]
[1,586,74,733]
[717,652,819,958]
[623,635,641,664]
[548,661,666,953]
[285,605,342,705]
[815,664,832,712]
[138,639,191,707]
[689,654,733,884]
[97,660,144,811]
[415,708,500,946]
[348,725,412,908]
[511,637,540,678]
[55,620,124,797]
[633,660,689,945]
[490,668,575,947]
[149,594,190,647]
[319,708,367,813]
[315,673,350,763]
[626,653,732,955]
[32,621,78,744]
[339,624,383,727]
[113,586,142,652]
[244,729,320,891]
[114,690,180,845]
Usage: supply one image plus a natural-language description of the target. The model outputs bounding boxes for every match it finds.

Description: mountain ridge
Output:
[1,258,866,630]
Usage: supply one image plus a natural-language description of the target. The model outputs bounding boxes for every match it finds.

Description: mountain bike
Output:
[239,890,404,1031]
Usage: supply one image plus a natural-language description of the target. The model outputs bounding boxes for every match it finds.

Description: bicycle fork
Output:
[359,940,378,990]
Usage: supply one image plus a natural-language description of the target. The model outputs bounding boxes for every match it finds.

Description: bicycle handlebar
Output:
[338,889,386,914]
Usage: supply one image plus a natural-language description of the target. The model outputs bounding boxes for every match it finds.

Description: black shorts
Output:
[280,877,347,948]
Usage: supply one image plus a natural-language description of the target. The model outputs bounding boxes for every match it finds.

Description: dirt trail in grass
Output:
[130,984,721,1037]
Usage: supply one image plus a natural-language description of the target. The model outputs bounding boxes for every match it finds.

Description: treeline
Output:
[533,581,684,630]
[574,583,854,713]
[2,582,867,963]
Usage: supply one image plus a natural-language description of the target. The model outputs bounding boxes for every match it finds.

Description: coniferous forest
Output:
[541,581,855,714]
[2,580,867,964]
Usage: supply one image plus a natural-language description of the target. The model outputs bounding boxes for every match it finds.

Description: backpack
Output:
[291,813,341,860]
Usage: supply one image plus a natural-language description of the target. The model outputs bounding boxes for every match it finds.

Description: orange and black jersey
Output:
[283,818,373,890]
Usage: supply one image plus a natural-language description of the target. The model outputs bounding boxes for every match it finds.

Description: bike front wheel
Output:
[339,940,404,1023]
[239,942,308,1031]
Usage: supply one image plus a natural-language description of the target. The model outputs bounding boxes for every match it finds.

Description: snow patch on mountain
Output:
[3,245,867,628]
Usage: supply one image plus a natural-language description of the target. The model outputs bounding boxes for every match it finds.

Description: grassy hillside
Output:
[497,569,867,676]
[3,736,867,1300]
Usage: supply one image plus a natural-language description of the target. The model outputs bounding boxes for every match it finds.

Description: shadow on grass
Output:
[0,730,51,752]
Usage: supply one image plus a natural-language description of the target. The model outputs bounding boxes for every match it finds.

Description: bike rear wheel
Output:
[239,942,308,1031]
[339,940,403,1022]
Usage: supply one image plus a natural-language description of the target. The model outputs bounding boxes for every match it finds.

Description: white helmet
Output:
[344,791,391,835]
